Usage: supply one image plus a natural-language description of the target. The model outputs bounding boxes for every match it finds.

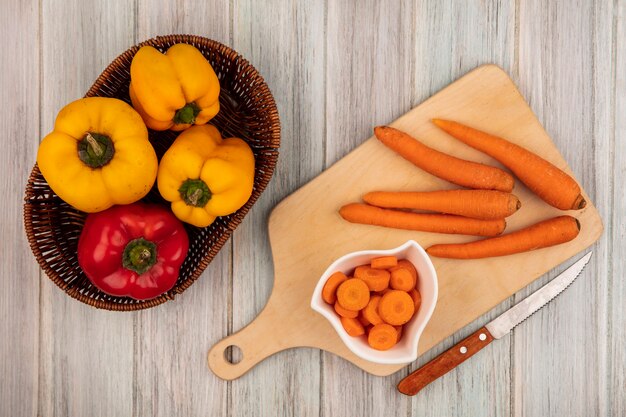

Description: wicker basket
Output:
[23,35,280,311]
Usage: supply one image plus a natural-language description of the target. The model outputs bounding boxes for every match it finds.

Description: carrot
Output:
[336,278,370,311]
[362,295,383,325]
[427,215,581,259]
[363,190,521,220]
[389,267,415,291]
[358,312,371,327]
[340,203,506,237]
[397,260,418,283]
[374,126,514,192]
[371,256,398,269]
[334,301,358,318]
[354,266,390,291]
[341,317,365,337]
[375,288,391,297]
[408,288,422,311]
[367,323,398,350]
[432,119,585,210]
[322,271,348,304]
[394,325,403,341]
[378,290,415,325]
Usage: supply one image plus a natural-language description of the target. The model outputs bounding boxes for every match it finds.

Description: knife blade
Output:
[397,251,593,396]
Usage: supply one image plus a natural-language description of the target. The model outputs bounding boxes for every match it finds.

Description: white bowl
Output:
[310,240,438,364]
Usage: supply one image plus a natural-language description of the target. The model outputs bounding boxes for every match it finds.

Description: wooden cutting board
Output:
[207,65,603,380]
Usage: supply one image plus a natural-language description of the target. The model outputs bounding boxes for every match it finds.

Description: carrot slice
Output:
[339,203,506,237]
[394,325,403,341]
[397,260,418,283]
[361,295,383,325]
[358,312,370,327]
[341,317,365,337]
[427,216,580,259]
[374,126,514,192]
[322,271,348,304]
[389,268,415,291]
[408,288,422,311]
[432,119,585,210]
[336,279,370,311]
[370,256,398,270]
[368,323,398,350]
[354,266,390,291]
[378,290,415,325]
[334,301,358,318]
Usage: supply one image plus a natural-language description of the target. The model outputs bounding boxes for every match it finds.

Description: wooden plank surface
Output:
[0,0,624,416]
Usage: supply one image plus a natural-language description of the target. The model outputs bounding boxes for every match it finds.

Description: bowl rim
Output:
[310,240,438,364]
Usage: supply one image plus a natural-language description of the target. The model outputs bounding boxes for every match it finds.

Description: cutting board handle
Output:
[207,307,286,380]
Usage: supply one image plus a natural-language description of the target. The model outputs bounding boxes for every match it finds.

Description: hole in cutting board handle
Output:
[224,345,243,365]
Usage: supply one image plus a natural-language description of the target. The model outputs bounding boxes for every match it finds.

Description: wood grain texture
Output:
[230,1,325,416]
[133,3,231,417]
[37,1,135,417]
[2,0,625,416]
[0,1,40,416]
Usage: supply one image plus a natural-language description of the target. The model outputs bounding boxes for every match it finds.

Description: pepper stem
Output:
[77,132,115,168]
[122,238,157,275]
[173,102,201,125]
[178,179,212,207]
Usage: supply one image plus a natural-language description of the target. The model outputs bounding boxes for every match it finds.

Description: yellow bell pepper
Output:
[37,97,158,213]
[129,44,220,131]
[157,124,255,227]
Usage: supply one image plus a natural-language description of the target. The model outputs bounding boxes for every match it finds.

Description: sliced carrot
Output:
[336,278,370,311]
[394,325,403,341]
[389,268,415,291]
[354,266,390,291]
[397,260,418,283]
[322,271,348,304]
[367,323,398,350]
[378,290,415,326]
[358,312,371,327]
[341,317,365,337]
[427,215,580,259]
[339,203,506,237]
[375,288,391,297]
[408,288,422,311]
[370,256,398,270]
[361,295,383,325]
[374,126,514,192]
[334,301,358,318]
[432,119,585,210]
[363,190,521,220]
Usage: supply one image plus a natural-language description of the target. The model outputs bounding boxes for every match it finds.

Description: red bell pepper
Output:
[78,202,189,300]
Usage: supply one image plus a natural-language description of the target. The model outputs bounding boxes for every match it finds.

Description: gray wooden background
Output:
[1,0,624,416]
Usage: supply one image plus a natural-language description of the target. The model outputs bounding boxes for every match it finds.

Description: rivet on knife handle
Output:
[397,326,494,396]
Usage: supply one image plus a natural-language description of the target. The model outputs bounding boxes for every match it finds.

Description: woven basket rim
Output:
[24,34,280,311]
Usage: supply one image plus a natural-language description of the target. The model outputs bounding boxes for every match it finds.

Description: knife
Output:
[397,251,593,396]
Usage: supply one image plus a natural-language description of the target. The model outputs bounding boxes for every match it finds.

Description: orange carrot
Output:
[340,203,506,237]
[354,266,390,291]
[397,260,418,283]
[408,288,422,311]
[374,126,514,192]
[427,215,580,259]
[389,268,415,291]
[378,290,415,326]
[371,256,398,269]
[432,119,585,210]
[336,278,370,311]
[341,317,365,337]
[358,312,371,327]
[322,271,348,304]
[363,190,521,220]
[362,295,383,325]
[394,325,403,341]
[375,288,391,297]
[368,323,398,350]
[334,301,358,318]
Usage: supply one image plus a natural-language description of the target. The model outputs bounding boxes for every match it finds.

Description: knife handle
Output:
[397,326,494,396]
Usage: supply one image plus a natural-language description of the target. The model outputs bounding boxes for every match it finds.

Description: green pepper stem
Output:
[77,132,115,168]
[122,238,157,275]
[84,133,104,157]
[178,179,212,207]
[173,102,201,125]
